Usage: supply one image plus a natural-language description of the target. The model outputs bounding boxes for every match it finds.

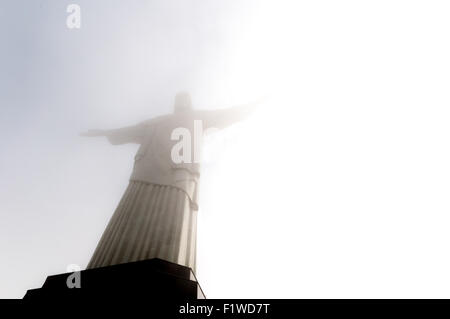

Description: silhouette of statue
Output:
[81,92,258,272]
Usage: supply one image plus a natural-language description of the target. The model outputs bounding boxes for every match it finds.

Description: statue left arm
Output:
[196,99,262,130]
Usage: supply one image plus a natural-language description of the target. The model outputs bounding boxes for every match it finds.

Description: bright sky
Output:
[2,0,450,298]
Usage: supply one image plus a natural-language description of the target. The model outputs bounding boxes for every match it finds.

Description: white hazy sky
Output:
[1,0,450,298]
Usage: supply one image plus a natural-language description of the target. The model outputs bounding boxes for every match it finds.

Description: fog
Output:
[2,0,450,298]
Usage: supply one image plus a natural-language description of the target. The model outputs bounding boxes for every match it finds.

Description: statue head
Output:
[174,91,193,113]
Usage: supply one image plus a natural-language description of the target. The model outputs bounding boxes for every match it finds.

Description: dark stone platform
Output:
[23,258,205,301]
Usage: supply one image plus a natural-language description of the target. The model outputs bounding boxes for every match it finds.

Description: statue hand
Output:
[80,129,107,137]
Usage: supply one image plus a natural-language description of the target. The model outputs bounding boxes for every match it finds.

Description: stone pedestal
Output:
[24,258,205,301]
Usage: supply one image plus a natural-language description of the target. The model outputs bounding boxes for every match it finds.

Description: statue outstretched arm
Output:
[197,98,263,130]
[80,124,146,145]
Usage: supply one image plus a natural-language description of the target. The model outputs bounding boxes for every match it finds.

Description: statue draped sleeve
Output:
[195,104,255,130]
[105,122,150,145]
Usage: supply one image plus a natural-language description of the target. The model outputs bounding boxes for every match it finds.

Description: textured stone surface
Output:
[87,182,197,272]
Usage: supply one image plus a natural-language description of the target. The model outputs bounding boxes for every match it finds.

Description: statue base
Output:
[23,258,205,301]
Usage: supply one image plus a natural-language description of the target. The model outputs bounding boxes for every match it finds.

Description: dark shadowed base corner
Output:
[23,258,205,310]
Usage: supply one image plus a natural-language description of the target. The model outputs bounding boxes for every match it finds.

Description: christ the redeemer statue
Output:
[82,92,256,273]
